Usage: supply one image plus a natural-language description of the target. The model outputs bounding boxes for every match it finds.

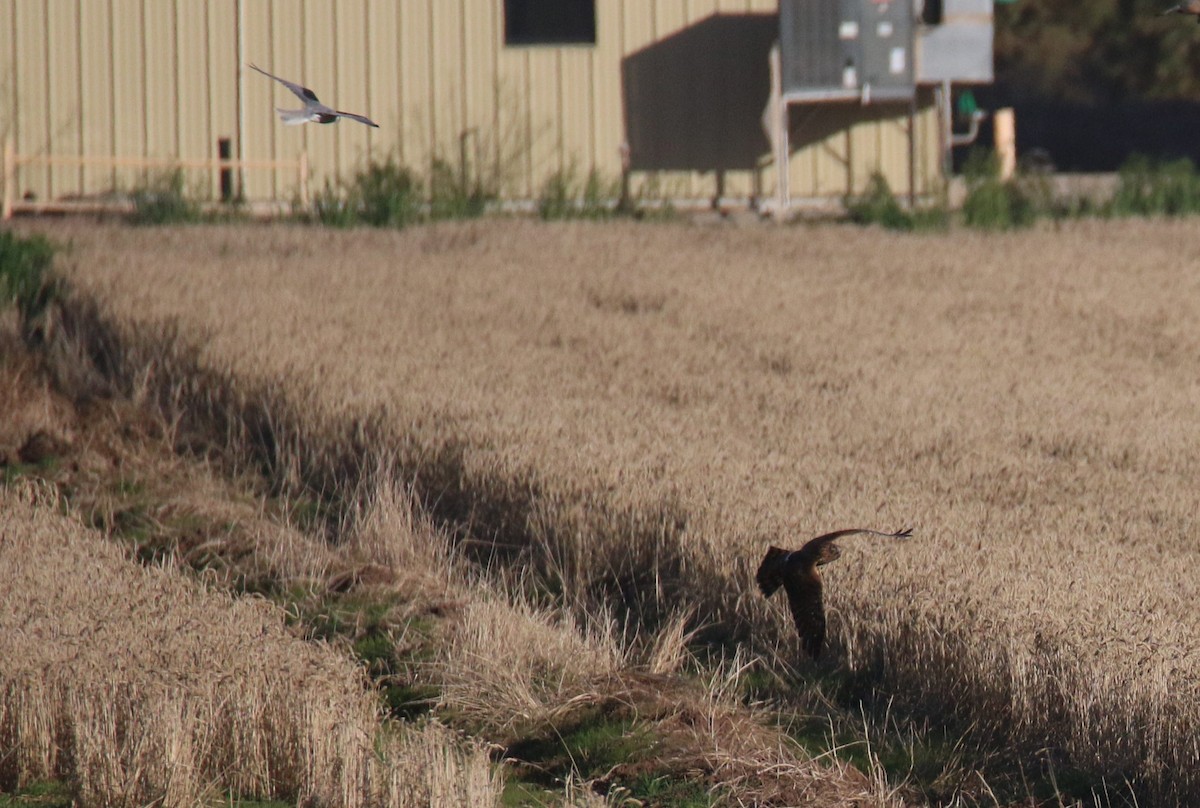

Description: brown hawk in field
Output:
[756,527,912,659]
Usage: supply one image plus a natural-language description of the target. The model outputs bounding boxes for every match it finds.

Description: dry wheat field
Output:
[23,217,1200,803]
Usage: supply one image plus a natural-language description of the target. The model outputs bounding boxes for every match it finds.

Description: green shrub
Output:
[960,150,1036,230]
[129,169,201,225]
[845,173,914,231]
[1109,155,1200,217]
[429,158,491,221]
[310,157,423,228]
[0,230,53,307]
[351,156,423,228]
[0,230,59,344]
[844,172,948,231]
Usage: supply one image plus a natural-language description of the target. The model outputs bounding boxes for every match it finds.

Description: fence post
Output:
[994,108,1017,182]
[298,151,309,207]
[2,136,14,221]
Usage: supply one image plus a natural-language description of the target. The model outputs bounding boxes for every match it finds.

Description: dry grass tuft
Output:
[436,595,627,737]
[0,482,500,807]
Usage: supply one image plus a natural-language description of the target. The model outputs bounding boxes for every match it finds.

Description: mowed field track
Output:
[40,218,1200,800]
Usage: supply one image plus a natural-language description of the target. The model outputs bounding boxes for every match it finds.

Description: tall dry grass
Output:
[0,481,500,807]
[348,475,881,805]
[27,217,1200,801]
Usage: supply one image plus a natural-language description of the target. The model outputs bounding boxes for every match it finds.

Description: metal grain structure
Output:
[0,0,950,209]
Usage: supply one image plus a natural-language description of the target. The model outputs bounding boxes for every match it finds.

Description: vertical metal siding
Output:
[209,0,237,198]
[525,50,560,192]
[0,1,14,155]
[144,1,177,161]
[46,0,80,198]
[78,0,111,195]
[241,0,271,200]
[4,0,945,208]
[461,0,498,194]
[398,1,431,175]
[592,1,623,187]
[332,0,374,173]
[301,0,336,195]
[15,1,49,194]
[109,0,145,188]
[178,2,211,195]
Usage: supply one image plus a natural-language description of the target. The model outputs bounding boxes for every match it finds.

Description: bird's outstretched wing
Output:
[798,527,912,557]
[756,546,790,597]
[782,572,826,659]
[334,110,380,128]
[248,63,321,105]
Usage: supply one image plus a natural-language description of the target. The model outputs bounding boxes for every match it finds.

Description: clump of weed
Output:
[537,168,576,220]
[129,169,202,225]
[311,154,495,227]
[353,156,424,228]
[0,230,61,347]
[312,156,423,228]
[538,166,620,220]
[960,149,1037,230]
[0,230,55,313]
[845,173,915,231]
[844,172,947,231]
[1108,155,1200,217]
[429,157,492,220]
[310,179,358,227]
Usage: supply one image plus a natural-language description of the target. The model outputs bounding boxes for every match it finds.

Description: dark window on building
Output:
[504,0,596,46]
[920,0,944,25]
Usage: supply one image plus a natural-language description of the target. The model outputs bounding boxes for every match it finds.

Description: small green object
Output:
[956,90,978,118]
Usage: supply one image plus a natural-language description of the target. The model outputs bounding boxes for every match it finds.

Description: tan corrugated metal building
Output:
[1,0,944,210]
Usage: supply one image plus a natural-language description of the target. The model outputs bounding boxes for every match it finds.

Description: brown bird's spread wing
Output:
[782,570,826,659]
[759,528,911,659]
[798,527,912,558]
[755,546,790,597]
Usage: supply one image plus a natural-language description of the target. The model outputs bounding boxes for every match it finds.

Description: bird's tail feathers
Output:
[756,546,789,597]
[276,108,310,125]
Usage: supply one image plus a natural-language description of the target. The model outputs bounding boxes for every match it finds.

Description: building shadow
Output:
[621,13,778,173]
[621,13,921,188]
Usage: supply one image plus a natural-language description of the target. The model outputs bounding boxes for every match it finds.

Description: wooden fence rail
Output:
[2,138,308,220]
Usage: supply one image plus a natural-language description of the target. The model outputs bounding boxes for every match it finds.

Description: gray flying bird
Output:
[248,64,379,128]
[1162,0,1200,20]
[756,527,912,659]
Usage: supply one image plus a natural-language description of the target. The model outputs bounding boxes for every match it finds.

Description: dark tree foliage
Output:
[995,0,1200,103]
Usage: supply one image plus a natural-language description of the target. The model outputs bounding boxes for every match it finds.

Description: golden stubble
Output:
[37,216,1200,798]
